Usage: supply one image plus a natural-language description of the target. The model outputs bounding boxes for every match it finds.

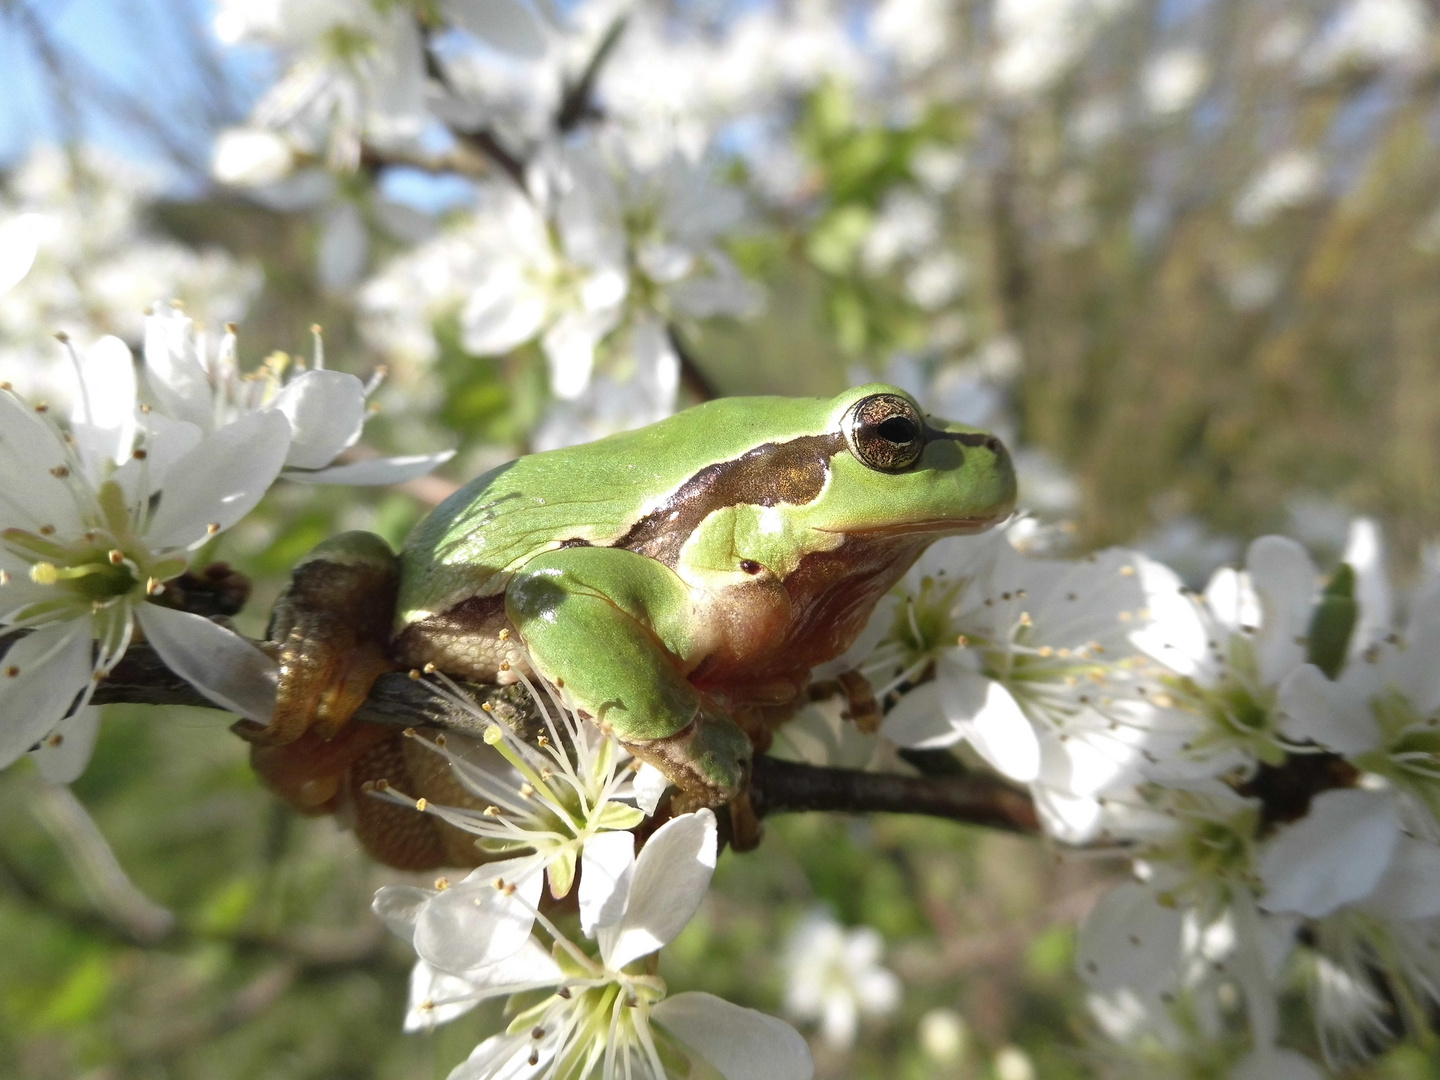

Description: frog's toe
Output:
[627,706,752,809]
[240,531,400,747]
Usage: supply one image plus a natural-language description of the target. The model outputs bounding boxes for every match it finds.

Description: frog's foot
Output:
[809,670,883,734]
[234,532,400,748]
[628,705,753,811]
[249,722,488,870]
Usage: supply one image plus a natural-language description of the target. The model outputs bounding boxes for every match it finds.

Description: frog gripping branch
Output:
[238,385,1017,868]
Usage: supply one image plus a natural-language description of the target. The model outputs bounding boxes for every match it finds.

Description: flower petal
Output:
[631,762,670,816]
[281,450,455,486]
[443,0,548,58]
[879,681,957,748]
[373,884,434,945]
[143,409,291,550]
[599,809,716,971]
[270,369,366,469]
[1276,663,1379,754]
[1343,518,1391,651]
[946,672,1040,782]
[142,307,214,430]
[1075,881,1185,994]
[414,856,545,974]
[0,391,86,535]
[70,335,138,482]
[653,991,814,1080]
[0,622,94,769]
[579,830,634,938]
[0,212,43,295]
[1358,836,1440,920]
[1247,536,1318,685]
[29,705,102,784]
[1258,788,1401,917]
[134,604,278,722]
[403,959,482,1032]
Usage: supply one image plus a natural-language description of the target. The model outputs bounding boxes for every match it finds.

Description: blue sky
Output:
[0,0,268,191]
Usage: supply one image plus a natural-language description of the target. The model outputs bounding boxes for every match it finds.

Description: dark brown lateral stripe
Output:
[926,425,998,450]
[615,433,847,566]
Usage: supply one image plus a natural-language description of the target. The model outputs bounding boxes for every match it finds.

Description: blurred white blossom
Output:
[783,908,900,1049]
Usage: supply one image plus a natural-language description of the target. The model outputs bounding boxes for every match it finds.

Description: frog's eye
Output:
[844,393,925,472]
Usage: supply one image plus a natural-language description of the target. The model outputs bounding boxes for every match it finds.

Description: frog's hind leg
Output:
[506,546,753,808]
[234,531,400,748]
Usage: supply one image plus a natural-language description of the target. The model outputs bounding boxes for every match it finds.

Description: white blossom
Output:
[782,908,900,1049]
[377,809,814,1080]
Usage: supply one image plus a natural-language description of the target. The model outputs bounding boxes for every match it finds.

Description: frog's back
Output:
[397,395,836,620]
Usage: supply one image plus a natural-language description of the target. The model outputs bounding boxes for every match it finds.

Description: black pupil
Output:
[876,415,918,444]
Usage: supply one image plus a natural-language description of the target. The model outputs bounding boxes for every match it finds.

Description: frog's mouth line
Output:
[820,515,1005,537]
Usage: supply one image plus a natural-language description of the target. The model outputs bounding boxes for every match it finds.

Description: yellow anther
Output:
[415,798,428,812]
[108,549,125,565]
[30,563,59,586]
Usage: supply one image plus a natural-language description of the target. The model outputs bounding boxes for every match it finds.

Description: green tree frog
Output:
[244,384,1015,864]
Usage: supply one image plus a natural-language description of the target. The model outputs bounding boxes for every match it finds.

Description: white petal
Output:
[282,450,454,486]
[373,884,434,944]
[29,705,102,784]
[143,409,291,549]
[414,856,545,974]
[135,604,278,722]
[946,672,1040,782]
[1258,788,1401,917]
[1074,882,1185,994]
[0,392,86,535]
[1276,664,1379,754]
[631,762,670,816]
[212,127,294,186]
[461,267,548,356]
[1343,517,1391,649]
[599,809,716,970]
[1131,556,1209,675]
[879,681,958,748]
[403,959,482,1032]
[0,622,95,769]
[1204,566,1258,634]
[653,992,814,1080]
[541,310,602,400]
[1397,580,1440,714]
[1359,836,1440,920]
[142,308,214,430]
[579,830,635,938]
[1230,1048,1326,1080]
[318,201,370,292]
[0,212,43,295]
[270,370,366,469]
[112,413,204,505]
[70,335,138,481]
[443,0,548,58]
[1247,536,1318,685]
[447,1032,536,1080]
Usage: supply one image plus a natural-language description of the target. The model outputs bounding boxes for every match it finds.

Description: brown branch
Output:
[750,756,1040,834]
[81,638,1040,835]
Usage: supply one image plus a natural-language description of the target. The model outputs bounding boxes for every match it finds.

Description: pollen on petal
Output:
[5,665,19,677]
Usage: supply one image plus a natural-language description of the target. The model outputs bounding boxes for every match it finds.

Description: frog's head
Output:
[810,383,1016,538]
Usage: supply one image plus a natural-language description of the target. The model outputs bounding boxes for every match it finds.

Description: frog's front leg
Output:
[506,546,753,808]
[235,531,400,747]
